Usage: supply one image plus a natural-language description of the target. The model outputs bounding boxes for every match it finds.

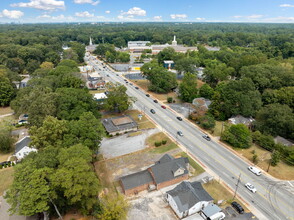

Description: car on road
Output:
[231,201,244,214]
[130,83,133,86]
[135,87,139,89]
[153,99,158,103]
[116,74,119,76]
[202,135,211,141]
[248,166,261,176]
[125,81,128,84]
[150,109,156,114]
[161,105,166,109]
[106,74,109,77]
[176,116,183,121]
[245,183,257,193]
[177,131,183,136]
[146,94,150,97]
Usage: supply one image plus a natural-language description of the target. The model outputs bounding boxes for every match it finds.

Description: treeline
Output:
[93,43,130,63]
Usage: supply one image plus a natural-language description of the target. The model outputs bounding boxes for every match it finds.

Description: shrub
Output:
[199,115,215,130]
[116,133,120,136]
[162,140,167,145]
[167,97,173,103]
[271,151,281,166]
[12,162,15,166]
[252,154,258,164]
[0,165,2,169]
[155,142,162,147]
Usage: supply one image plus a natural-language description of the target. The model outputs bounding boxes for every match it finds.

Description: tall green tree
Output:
[221,124,252,149]
[0,75,15,107]
[104,84,132,112]
[179,72,198,102]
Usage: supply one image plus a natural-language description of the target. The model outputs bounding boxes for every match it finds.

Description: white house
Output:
[14,136,37,161]
[166,181,213,219]
[200,203,225,220]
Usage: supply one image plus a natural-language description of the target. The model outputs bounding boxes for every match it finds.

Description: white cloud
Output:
[37,14,75,21]
[233,15,242,19]
[122,7,146,17]
[170,14,187,19]
[0,9,24,19]
[153,16,162,21]
[279,4,294,8]
[247,14,263,19]
[11,0,65,11]
[74,0,100,5]
[195,17,205,21]
[75,11,94,17]
[262,16,294,22]
[105,10,110,14]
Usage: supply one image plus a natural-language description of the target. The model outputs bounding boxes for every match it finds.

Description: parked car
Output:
[153,99,158,103]
[135,87,139,89]
[130,83,133,86]
[231,201,244,214]
[161,105,166,109]
[245,183,257,193]
[176,116,183,121]
[150,109,156,114]
[146,94,150,97]
[202,135,211,141]
[248,166,261,176]
[177,131,183,136]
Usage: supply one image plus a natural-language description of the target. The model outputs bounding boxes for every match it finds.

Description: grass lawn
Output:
[0,167,14,196]
[174,152,205,177]
[0,107,13,116]
[0,153,12,162]
[147,132,178,154]
[235,145,294,180]
[88,89,106,95]
[203,180,249,211]
[130,79,181,103]
[209,121,227,137]
[128,131,143,137]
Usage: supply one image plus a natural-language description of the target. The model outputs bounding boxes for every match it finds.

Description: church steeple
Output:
[89,37,93,46]
[172,35,177,46]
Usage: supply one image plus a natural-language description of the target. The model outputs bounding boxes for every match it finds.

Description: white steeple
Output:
[172,35,177,46]
[89,37,93,46]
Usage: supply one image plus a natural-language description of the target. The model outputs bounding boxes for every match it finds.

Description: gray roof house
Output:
[120,154,189,196]
[15,136,37,161]
[274,136,294,147]
[166,181,213,219]
[102,115,138,135]
[200,203,225,220]
[228,115,255,127]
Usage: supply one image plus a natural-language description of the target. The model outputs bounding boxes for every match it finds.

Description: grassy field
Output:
[128,131,143,137]
[235,145,294,180]
[0,153,11,162]
[0,107,13,116]
[203,180,249,211]
[0,167,14,196]
[147,132,179,154]
[175,152,205,176]
[130,79,181,103]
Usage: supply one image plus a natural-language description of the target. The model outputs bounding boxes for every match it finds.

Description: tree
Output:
[198,115,215,130]
[104,84,132,112]
[0,75,15,107]
[199,84,214,99]
[221,124,252,149]
[271,151,281,166]
[40,61,54,70]
[63,49,79,62]
[30,116,68,149]
[95,194,129,220]
[94,44,115,57]
[69,42,86,63]
[175,57,197,74]
[255,103,294,139]
[0,124,13,153]
[179,72,198,102]
[157,47,176,64]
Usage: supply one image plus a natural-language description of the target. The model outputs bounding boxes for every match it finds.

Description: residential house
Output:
[196,67,205,80]
[120,154,189,196]
[87,72,106,89]
[274,136,294,147]
[200,203,225,220]
[228,115,255,127]
[166,181,213,219]
[14,136,37,161]
[102,115,138,136]
[93,92,108,104]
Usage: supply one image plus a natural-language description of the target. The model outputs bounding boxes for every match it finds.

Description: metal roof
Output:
[15,136,31,154]
[120,169,153,190]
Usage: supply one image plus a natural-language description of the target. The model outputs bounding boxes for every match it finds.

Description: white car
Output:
[248,166,261,176]
[245,183,257,193]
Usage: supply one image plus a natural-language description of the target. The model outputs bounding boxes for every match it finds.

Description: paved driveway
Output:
[100,128,159,159]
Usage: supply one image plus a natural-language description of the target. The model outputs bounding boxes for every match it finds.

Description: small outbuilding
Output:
[102,115,138,136]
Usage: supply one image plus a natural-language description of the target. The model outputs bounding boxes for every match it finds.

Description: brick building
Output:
[120,154,189,196]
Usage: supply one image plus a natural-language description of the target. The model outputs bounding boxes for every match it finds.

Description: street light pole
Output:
[233,173,241,200]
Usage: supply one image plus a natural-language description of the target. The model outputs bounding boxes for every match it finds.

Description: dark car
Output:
[202,135,211,141]
[146,94,150,97]
[135,87,139,89]
[130,83,133,86]
[231,201,244,214]
[153,99,158,103]
[176,116,183,121]
[150,109,156,114]
[177,131,183,136]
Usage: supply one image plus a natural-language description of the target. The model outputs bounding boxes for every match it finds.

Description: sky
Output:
[0,0,294,23]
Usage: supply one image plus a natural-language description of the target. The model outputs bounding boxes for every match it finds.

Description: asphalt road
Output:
[87,53,294,220]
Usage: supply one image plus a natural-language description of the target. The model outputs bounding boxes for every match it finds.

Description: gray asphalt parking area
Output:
[100,128,158,159]
[223,206,257,220]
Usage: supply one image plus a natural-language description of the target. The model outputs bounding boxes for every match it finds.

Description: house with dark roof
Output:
[120,154,189,196]
[14,136,37,161]
[102,115,138,136]
[166,181,213,219]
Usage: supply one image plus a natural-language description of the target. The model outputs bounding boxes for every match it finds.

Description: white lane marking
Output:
[288,181,294,187]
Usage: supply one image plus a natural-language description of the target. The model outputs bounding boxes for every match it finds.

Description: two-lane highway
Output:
[88,54,294,220]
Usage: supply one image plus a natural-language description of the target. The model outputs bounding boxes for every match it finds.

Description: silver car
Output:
[245,183,257,193]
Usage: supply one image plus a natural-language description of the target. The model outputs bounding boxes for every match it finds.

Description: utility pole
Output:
[233,173,241,200]
[267,149,275,172]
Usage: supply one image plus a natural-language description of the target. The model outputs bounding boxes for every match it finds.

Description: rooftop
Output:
[15,136,31,154]
[274,136,293,147]
[102,115,137,133]
[202,203,222,217]
[167,181,213,213]
[120,170,153,190]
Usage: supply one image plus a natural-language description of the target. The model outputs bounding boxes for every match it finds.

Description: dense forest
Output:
[0,22,293,217]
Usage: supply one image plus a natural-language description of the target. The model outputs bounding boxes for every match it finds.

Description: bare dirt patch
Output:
[0,107,13,116]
